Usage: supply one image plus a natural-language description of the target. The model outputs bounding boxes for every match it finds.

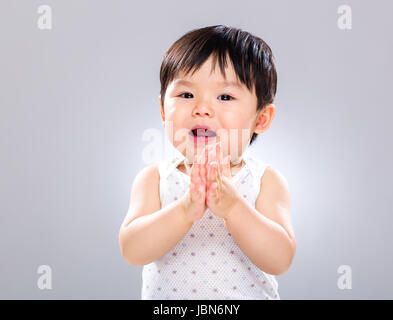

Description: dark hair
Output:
[159,25,277,144]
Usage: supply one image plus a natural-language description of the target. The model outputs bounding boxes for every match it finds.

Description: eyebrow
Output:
[173,79,243,89]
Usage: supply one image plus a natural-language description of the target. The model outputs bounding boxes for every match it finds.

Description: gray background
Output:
[1,0,392,299]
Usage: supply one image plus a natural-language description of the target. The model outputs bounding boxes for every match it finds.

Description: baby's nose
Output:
[192,105,214,117]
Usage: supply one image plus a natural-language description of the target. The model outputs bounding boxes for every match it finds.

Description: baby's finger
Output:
[222,155,231,178]
[190,181,200,201]
[190,165,205,201]
[206,143,217,164]
[191,161,199,181]
[216,142,222,166]
[204,143,209,164]
[207,161,218,186]
[215,158,223,188]
[207,181,219,202]
[195,145,207,165]
[199,162,206,185]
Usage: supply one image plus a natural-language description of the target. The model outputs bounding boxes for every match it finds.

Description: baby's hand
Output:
[180,152,207,223]
[205,143,240,219]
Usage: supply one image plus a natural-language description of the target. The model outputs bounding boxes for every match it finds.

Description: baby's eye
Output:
[178,92,234,101]
[179,92,193,99]
[218,94,234,101]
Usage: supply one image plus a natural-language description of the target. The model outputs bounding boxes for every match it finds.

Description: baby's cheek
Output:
[164,116,188,145]
[216,127,250,158]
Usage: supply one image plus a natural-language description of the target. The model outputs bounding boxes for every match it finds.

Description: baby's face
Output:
[160,55,267,163]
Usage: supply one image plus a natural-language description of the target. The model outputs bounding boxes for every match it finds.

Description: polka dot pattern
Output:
[141,152,280,300]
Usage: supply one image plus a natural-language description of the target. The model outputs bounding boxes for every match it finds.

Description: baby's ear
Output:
[158,95,165,126]
[254,104,275,134]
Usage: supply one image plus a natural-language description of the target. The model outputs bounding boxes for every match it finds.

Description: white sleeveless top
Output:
[141,151,280,300]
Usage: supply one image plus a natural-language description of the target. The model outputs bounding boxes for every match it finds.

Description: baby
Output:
[119,25,296,300]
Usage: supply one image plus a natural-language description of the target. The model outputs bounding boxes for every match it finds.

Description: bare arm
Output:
[118,165,192,265]
[224,166,297,275]
[118,161,207,266]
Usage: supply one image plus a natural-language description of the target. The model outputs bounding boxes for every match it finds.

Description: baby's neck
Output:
[177,160,245,177]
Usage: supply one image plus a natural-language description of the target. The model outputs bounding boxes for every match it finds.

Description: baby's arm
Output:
[118,162,206,266]
[224,167,297,276]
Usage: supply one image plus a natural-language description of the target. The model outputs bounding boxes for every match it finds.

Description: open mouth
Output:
[190,128,217,137]
[189,126,217,139]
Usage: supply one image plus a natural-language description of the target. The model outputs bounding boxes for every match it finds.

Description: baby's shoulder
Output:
[259,164,290,198]
[133,164,160,188]
[245,155,287,187]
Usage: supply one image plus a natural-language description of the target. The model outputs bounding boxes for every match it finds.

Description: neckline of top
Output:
[172,154,251,182]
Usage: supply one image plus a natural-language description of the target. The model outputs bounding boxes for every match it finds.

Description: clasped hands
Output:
[181,142,241,223]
